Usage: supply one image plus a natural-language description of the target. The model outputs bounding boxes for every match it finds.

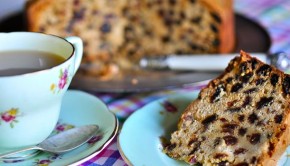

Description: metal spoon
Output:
[0,124,99,160]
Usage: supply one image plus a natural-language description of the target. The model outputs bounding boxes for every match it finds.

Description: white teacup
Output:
[0,32,83,149]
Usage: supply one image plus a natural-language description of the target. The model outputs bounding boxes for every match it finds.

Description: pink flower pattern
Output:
[58,68,68,89]
[50,67,70,93]
[33,154,60,166]
[34,159,51,166]
[1,112,16,122]
[88,135,103,144]
[161,100,178,113]
[53,123,75,134]
[0,108,20,128]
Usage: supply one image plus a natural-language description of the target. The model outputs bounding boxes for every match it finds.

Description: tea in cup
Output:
[0,32,83,150]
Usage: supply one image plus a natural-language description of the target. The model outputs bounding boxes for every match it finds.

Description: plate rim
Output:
[69,117,119,166]
[57,90,120,166]
[117,91,198,166]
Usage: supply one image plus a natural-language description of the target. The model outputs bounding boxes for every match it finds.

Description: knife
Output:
[139,52,290,72]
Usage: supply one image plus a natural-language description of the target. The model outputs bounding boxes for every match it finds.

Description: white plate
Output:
[0,90,118,166]
[118,91,288,166]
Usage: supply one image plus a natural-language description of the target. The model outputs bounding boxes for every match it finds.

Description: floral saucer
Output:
[0,90,118,166]
[118,91,288,166]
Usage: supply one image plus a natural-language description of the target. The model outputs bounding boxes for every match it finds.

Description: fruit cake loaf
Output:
[26,0,234,80]
[164,51,290,166]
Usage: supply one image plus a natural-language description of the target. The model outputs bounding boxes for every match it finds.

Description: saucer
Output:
[0,90,119,166]
[118,91,289,166]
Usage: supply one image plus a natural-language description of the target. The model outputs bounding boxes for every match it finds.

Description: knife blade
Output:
[140,52,290,72]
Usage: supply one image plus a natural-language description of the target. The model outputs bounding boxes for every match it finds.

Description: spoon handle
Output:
[0,146,41,159]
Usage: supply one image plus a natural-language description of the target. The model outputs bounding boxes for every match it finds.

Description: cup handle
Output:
[65,36,83,75]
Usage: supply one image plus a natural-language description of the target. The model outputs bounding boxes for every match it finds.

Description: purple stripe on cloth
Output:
[80,138,127,166]
[100,151,123,166]
[109,84,206,119]
[235,0,290,54]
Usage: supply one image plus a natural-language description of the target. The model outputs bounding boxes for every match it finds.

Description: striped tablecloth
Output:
[81,0,290,165]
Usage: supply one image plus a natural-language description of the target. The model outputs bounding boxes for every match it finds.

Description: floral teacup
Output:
[0,32,83,150]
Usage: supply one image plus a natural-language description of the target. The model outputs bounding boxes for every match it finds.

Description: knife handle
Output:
[140,53,268,71]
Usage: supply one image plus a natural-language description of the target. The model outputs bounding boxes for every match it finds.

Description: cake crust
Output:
[199,0,235,53]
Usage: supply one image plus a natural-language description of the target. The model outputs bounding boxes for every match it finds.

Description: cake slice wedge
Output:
[164,51,290,166]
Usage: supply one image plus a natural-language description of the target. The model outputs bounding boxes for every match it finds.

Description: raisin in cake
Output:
[164,51,290,166]
[26,0,235,80]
